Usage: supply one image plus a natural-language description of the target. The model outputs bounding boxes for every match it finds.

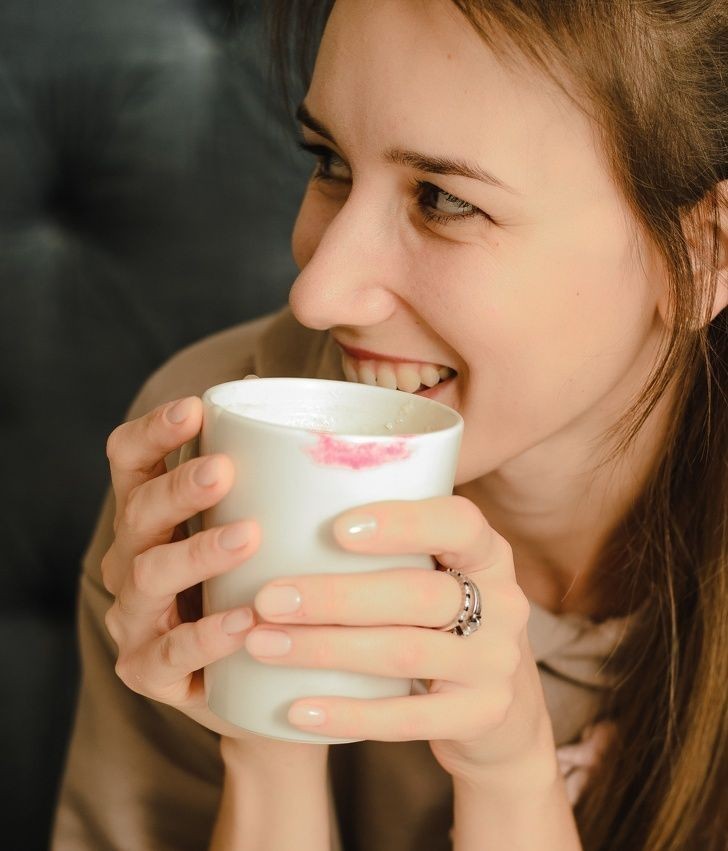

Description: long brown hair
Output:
[266,2,728,848]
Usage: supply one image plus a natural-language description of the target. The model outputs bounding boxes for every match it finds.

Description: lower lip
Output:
[414,374,456,398]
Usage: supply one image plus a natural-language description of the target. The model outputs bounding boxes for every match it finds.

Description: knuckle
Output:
[493,534,514,564]
[131,553,155,597]
[155,601,180,635]
[449,495,485,542]
[186,531,208,568]
[159,632,177,669]
[105,423,126,464]
[100,550,114,593]
[506,585,531,630]
[104,604,121,644]
[121,487,144,534]
[153,402,170,430]
[114,656,132,688]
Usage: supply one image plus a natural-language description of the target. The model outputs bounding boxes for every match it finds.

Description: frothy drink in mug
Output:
[196,377,463,744]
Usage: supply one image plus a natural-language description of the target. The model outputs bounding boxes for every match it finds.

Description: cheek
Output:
[437,231,659,472]
[478,219,656,365]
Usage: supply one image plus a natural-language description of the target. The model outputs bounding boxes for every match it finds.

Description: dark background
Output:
[0,1,311,846]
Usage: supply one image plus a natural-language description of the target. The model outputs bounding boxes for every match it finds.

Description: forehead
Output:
[308,0,607,196]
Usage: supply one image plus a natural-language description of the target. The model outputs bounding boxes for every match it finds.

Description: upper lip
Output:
[334,337,451,368]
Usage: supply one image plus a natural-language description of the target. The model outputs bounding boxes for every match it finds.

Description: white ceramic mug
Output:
[198,377,463,743]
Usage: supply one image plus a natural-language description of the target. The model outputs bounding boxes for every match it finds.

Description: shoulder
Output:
[127,306,341,421]
[126,310,281,420]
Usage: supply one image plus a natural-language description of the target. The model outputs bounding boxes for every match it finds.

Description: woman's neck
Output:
[456,383,677,621]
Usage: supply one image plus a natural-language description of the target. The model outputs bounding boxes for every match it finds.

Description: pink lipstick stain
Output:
[303,433,411,469]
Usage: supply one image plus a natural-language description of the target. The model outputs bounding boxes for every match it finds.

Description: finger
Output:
[332,496,516,581]
[106,520,259,643]
[244,623,520,684]
[115,606,256,705]
[114,452,235,561]
[106,396,203,523]
[254,568,526,634]
[284,690,512,742]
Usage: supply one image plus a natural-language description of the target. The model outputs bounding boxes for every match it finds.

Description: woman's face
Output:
[289,0,667,485]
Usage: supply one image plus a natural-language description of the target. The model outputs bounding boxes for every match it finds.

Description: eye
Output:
[297,141,351,182]
[296,139,493,227]
[414,181,489,225]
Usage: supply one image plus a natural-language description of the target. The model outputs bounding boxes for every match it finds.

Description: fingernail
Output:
[338,513,377,539]
[222,608,253,634]
[255,585,302,616]
[218,522,251,551]
[288,705,326,726]
[194,457,220,487]
[166,397,195,424]
[245,629,292,656]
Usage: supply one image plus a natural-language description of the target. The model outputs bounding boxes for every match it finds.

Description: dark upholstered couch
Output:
[0,1,310,846]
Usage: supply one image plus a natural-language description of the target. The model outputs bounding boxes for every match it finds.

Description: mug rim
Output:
[201,377,464,439]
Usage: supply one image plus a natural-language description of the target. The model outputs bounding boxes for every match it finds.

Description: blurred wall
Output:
[0,1,311,846]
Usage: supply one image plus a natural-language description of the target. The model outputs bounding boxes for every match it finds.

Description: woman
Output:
[53,1,727,849]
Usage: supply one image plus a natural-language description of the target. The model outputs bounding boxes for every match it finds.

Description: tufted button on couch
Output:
[0,1,310,846]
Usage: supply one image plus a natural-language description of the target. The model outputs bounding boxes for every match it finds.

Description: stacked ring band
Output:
[439,567,483,637]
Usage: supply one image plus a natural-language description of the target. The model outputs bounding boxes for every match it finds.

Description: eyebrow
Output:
[295,102,519,195]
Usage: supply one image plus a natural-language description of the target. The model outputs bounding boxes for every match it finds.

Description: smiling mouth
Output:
[339,351,457,394]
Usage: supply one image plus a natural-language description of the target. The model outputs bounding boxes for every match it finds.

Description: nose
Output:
[289,189,400,331]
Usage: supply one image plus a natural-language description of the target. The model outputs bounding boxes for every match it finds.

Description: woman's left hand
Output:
[244,495,555,784]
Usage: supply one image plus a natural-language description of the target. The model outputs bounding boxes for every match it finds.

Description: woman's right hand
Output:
[101,394,269,739]
[103,394,332,850]
[101,396,259,737]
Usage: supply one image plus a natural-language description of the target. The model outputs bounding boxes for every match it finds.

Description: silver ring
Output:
[439,568,483,637]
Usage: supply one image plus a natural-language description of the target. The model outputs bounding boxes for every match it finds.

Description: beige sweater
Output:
[51,307,633,851]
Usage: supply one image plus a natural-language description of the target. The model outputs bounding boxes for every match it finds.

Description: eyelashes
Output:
[296,139,492,227]
[414,180,482,226]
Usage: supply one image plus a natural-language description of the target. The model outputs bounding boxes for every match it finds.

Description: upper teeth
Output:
[341,354,455,393]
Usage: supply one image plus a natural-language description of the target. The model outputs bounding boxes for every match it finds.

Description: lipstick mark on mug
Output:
[303,433,411,470]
